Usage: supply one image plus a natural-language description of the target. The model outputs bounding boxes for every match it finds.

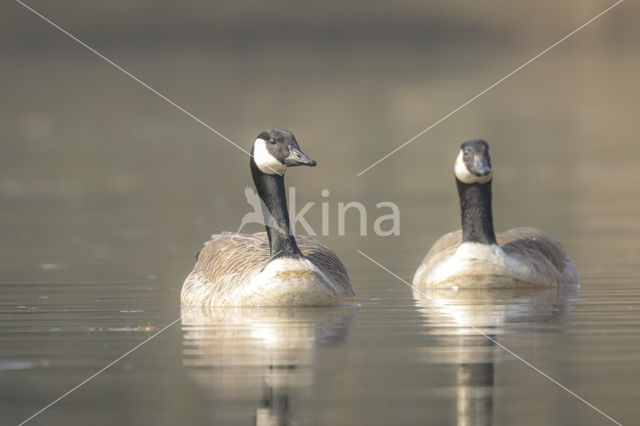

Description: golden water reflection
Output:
[181,306,357,425]
[413,286,579,426]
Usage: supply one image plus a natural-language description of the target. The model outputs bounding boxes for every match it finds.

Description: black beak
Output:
[472,155,491,176]
[284,146,316,167]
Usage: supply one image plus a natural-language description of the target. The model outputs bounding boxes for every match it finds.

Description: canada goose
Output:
[412,139,578,288]
[181,129,357,306]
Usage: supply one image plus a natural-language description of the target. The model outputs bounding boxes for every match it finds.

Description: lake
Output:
[2,1,639,425]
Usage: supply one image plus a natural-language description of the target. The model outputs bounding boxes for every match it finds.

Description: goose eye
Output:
[269,139,276,145]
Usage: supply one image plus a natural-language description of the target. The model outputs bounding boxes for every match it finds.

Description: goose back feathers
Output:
[182,232,356,306]
[413,228,578,288]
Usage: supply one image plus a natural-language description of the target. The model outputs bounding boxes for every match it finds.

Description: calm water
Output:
[2,269,639,425]
[2,1,640,425]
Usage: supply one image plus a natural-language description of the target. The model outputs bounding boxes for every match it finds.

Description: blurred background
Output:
[2,0,638,284]
[2,1,639,425]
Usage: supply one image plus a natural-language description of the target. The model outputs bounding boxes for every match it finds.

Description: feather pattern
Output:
[181,232,356,306]
[413,227,578,288]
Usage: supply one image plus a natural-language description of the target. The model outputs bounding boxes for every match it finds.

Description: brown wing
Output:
[414,228,578,285]
[195,232,271,285]
[181,232,354,305]
[497,227,578,284]
[181,233,271,305]
[296,235,355,297]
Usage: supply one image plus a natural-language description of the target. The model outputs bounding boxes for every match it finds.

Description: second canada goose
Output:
[412,139,578,288]
[181,129,357,306]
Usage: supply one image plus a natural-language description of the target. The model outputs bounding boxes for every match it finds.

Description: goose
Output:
[412,139,578,288]
[181,129,357,306]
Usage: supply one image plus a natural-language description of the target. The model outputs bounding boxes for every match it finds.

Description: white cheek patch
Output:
[454,151,492,184]
[253,139,286,175]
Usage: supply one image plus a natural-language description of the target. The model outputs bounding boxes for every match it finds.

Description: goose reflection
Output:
[181,306,356,425]
[413,286,578,426]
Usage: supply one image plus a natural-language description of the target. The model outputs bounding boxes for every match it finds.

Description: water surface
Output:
[2,1,640,425]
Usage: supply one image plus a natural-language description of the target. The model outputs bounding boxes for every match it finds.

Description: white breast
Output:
[237,257,342,306]
[423,242,531,285]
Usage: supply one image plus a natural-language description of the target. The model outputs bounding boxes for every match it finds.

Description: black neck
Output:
[250,160,303,259]
[456,178,497,245]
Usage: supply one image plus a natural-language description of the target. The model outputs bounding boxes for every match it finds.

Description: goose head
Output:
[251,129,316,175]
[454,139,493,184]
